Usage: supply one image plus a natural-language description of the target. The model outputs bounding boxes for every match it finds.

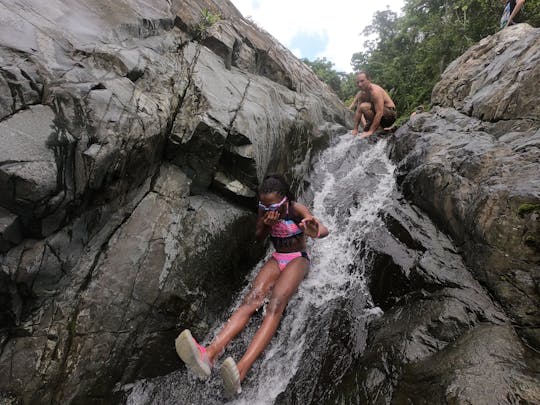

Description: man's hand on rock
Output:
[360,130,374,139]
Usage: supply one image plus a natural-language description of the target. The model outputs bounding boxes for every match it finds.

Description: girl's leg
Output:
[236,257,309,380]
[206,259,281,363]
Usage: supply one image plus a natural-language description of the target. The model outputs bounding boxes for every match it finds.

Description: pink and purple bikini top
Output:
[270,218,303,238]
[269,204,303,248]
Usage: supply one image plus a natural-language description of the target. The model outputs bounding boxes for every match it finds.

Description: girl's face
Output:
[258,192,287,214]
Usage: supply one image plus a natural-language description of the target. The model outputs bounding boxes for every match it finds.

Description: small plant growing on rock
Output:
[194,8,221,40]
[518,203,540,217]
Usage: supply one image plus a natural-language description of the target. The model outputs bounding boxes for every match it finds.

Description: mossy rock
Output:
[518,203,540,217]
[524,233,540,250]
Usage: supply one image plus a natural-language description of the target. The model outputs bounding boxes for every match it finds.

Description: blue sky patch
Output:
[289,31,329,60]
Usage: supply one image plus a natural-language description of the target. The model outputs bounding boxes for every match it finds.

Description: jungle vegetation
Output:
[303,0,540,117]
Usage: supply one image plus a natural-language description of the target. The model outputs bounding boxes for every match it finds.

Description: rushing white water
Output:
[124,133,396,404]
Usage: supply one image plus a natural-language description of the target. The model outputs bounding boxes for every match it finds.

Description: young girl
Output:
[175,174,329,396]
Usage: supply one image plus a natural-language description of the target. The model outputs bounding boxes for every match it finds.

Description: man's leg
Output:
[381,107,397,130]
[359,102,374,131]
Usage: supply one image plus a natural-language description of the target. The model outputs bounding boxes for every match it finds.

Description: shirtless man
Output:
[351,71,397,139]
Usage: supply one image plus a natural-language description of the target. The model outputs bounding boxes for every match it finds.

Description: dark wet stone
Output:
[0,0,351,402]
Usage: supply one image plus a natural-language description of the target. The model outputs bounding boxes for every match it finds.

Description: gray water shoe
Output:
[220,356,242,397]
[175,329,211,379]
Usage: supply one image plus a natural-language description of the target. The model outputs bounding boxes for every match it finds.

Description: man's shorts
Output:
[381,106,397,128]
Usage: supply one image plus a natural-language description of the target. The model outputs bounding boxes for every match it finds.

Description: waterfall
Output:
[122,134,396,404]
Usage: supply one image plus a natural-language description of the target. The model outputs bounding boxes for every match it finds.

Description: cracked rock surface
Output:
[0,0,351,402]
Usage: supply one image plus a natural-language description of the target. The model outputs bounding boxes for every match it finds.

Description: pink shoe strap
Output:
[195,341,207,355]
[194,340,212,366]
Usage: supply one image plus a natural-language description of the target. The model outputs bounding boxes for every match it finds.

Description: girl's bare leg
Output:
[206,259,281,363]
[236,257,309,380]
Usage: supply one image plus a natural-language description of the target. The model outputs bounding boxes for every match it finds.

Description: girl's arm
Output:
[293,202,329,239]
[255,209,280,241]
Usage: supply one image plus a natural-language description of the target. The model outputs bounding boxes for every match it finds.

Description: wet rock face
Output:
[274,295,370,405]
[336,23,540,405]
[432,24,540,125]
[324,197,539,405]
[393,324,540,404]
[389,107,540,349]
[0,0,351,402]
[298,25,540,405]
[389,24,540,351]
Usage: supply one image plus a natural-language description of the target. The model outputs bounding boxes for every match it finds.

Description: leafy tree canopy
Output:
[302,57,358,103]
[352,0,540,115]
[303,0,540,118]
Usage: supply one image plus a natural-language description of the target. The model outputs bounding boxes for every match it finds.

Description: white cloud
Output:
[291,48,303,58]
[229,0,404,72]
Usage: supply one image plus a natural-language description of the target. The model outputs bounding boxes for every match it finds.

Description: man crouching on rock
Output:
[351,71,397,139]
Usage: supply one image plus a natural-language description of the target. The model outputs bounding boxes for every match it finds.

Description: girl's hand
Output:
[262,210,280,226]
[300,216,320,238]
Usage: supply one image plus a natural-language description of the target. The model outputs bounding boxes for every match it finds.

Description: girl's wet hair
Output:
[259,174,295,201]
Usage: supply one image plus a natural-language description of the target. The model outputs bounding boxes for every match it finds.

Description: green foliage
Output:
[195,8,221,39]
[302,57,341,93]
[522,0,540,26]
[518,203,540,216]
[302,0,540,116]
[352,0,540,116]
[302,58,358,102]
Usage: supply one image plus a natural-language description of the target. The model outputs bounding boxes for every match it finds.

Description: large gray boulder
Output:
[391,25,540,349]
[324,198,539,404]
[0,0,351,403]
[354,22,540,404]
[280,24,540,405]
[432,23,540,126]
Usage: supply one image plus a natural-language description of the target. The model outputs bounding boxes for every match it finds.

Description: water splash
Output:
[123,134,396,404]
[229,134,396,404]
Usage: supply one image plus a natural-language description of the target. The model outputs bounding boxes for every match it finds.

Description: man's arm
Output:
[348,92,360,110]
[507,0,525,26]
[351,92,365,135]
[352,110,361,135]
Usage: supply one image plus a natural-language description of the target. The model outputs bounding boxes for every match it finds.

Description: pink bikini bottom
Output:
[272,251,309,271]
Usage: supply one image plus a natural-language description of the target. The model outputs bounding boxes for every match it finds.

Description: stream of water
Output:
[123,133,396,404]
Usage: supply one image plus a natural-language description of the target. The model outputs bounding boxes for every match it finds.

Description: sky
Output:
[229,0,405,73]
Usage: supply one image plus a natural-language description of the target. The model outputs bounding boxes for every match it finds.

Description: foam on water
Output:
[124,134,396,404]
[228,135,396,404]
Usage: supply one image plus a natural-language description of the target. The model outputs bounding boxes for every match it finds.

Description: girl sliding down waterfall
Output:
[175,174,329,397]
